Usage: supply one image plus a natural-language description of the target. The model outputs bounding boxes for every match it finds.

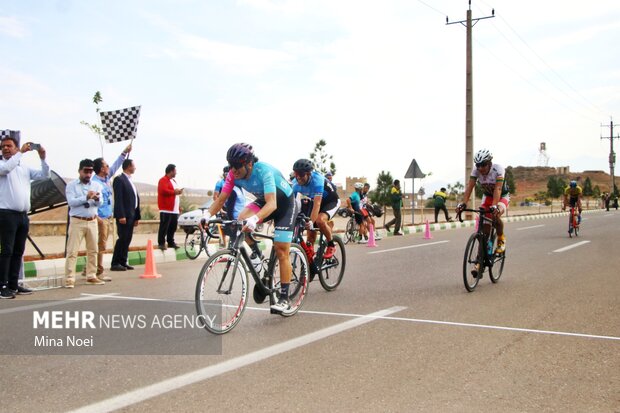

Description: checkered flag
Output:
[99,106,141,143]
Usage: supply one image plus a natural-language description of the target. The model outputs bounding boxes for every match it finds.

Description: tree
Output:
[309,139,336,175]
[505,166,517,195]
[370,171,394,225]
[80,91,105,157]
[582,177,593,197]
[547,176,566,199]
[446,181,464,201]
[593,185,601,199]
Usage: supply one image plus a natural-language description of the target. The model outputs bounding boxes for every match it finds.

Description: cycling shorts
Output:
[246,191,296,243]
[481,194,510,214]
[299,198,341,221]
[354,210,364,225]
[568,197,579,208]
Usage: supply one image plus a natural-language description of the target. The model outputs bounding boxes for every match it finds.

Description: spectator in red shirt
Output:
[157,164,183,250]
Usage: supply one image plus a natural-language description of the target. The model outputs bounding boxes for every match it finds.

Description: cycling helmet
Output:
[354,182,364,189]
[292,158,314,173]
[226,143,254,165]
[570,180,577,188]
[326,171,333,177]
[473,148,493,164]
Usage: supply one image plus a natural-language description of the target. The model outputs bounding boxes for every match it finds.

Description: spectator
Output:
[64,159,104,288]
[0,133,50,298]
[385,179,403,235]
[157,164,183,250]
[90,144,131,280]
[111,159,140,271]
[433,187,452,223]
[325,171,333,182]
[604,192,611,211]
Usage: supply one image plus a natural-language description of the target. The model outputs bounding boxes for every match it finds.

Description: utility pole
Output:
[601,118,620,195]
[447,1,494,215]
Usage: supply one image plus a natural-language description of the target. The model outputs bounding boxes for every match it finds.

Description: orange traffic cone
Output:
[424,219,433,239]
[367,224,377,247]
[140,240,162,279]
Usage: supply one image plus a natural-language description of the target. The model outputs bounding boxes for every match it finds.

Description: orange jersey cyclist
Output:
[457,148,509,254]
[291,159,340,260]
[204,143,297,314]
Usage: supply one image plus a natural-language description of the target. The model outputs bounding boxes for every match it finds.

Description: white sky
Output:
[2,0,619,194]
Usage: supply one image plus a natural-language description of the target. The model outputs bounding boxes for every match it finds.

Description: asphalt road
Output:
[2,210,619,412]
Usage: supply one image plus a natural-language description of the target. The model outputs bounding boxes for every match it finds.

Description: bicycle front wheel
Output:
[185,229,204,260]
[344,219,355,244]
[195,250,249,334]
[489,250,505,283]
[319,235,346,291]
[273,243,309,317]
[463,233,484,292]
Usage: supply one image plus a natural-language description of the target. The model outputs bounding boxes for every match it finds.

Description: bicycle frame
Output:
[293,213,336,275]
[211,219,279,301]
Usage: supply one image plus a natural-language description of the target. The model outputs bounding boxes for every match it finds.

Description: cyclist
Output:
[202,143,297,314]
[456,149,509,255]
[212,166,228,201]
[361,183,381,240]
[346,182,368,242]
[291,159,340,260]
[562,180,582,223]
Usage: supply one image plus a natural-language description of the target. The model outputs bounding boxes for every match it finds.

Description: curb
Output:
[23,209,606,287]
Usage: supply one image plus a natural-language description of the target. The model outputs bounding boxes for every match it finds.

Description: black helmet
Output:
[226,143,254,165]
[223,166,230,174]
[293,158,313,173]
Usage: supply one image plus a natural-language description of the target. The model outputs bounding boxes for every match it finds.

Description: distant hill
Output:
[508,166,615,200]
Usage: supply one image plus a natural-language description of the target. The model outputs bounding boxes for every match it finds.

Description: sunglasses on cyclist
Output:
[475,161,490,169]
[229,161,246,170]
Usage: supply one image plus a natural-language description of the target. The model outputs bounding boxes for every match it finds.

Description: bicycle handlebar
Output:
[455,207,496,223]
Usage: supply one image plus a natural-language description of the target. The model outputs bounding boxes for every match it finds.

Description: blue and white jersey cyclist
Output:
[203,143,296,314]
[291,158,340,260]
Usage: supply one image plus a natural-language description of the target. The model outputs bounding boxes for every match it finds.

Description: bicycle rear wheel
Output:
[463,233,484,292]
[195,250,248,334]
[319,236,346,291]
[273,243,309,317]
[185,229,204,260]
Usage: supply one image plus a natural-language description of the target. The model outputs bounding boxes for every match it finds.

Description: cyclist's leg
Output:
[270,193,297,312]
[495,197,509,253]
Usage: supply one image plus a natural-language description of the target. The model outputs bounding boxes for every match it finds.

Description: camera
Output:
[29,143,41,151]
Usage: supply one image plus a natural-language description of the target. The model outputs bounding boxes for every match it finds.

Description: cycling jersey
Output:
[214,179,224,194]
[349,191,361,211]
[564,186,582,199]
[222,162,295,242]
[470,163,509,197]
[292,171,339,203]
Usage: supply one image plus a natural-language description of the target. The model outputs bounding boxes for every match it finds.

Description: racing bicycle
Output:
[184,219,225,260]
[293,213,346,291]
[195,218,309,334]
[567,206,580,238]
[457,207,506,292]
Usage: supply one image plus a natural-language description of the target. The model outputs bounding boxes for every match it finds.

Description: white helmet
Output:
[474,148,493,164]
[354,182,364,189]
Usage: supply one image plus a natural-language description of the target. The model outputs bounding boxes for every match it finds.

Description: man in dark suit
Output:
[111,159,140,271]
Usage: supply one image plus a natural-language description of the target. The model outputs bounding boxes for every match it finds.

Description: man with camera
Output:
[64,159,104,288]
[0,132,50,298]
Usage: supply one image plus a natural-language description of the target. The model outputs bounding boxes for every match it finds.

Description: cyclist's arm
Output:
[346,197,353,211]
[208,191,229,216]
[310,195,322,223]
[256,192,277,222]
[492,179,503,206]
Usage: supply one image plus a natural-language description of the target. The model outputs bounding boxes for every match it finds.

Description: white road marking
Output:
[0,293,120,315]
[516,224,545,231]
[382,314,620,342]
[368,240,449,254]
[553,240,591,253]
[67,306,406,413]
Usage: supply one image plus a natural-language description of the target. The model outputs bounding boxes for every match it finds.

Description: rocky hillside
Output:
[508,166,616,201]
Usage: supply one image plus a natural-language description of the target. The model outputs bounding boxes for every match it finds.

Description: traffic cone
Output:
[140,240,162,279]
[424,219,433,239]
[366,224,377,247]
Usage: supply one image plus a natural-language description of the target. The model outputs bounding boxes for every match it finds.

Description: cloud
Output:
[0,16,27,38]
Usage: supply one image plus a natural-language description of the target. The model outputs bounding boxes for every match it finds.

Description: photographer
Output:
[64,159,104,288]
[0,133,50,298]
